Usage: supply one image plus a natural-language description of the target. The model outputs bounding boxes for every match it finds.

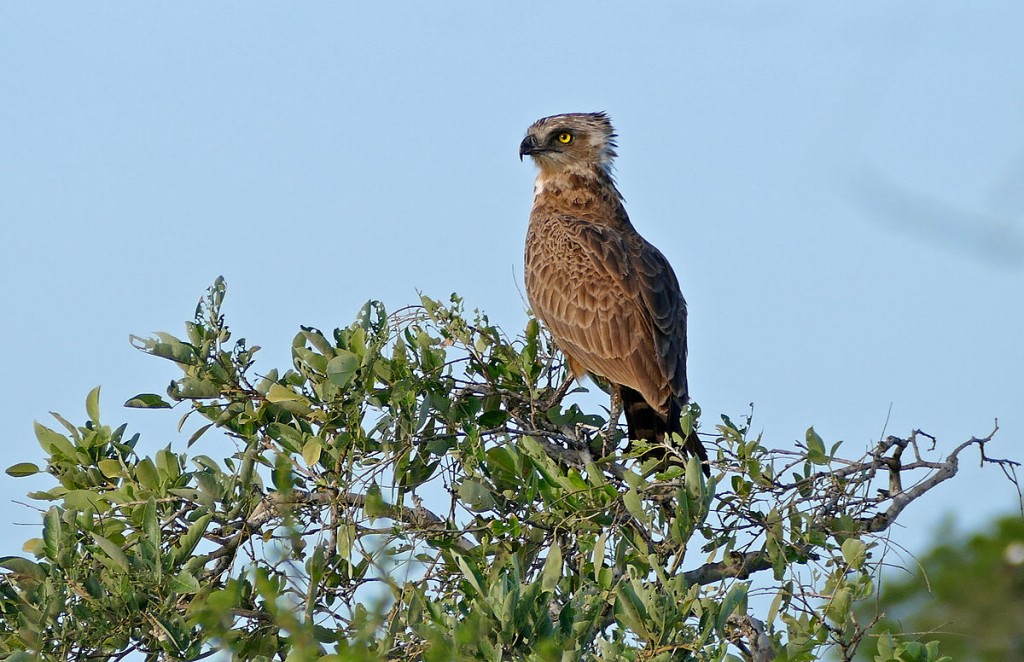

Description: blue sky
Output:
[2,2,1021,566]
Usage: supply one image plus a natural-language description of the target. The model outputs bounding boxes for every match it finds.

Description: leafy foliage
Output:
[855,515,1024,662]
[0,278,1013,660]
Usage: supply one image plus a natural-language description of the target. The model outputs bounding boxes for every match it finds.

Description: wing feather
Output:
[525,213,688,415]
[631,237,689,404]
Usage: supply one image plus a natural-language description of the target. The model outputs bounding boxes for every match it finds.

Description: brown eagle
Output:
[519,112,708,475]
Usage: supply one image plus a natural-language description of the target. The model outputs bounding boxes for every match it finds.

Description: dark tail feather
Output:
[620,386,710,476]
[620,386,662,444]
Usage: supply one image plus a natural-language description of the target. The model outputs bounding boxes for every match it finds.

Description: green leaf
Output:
[266,422,304,454]
[271,452,295,492]
[266,383,305,403]
[326,351,361,388]
[717,582,748,631]
[306,545,327,619]
[148,612,188,651]
[364,483,388,519]
[86,386,101,422]
[877,632,895,659]
[457,479,496,512]
[0,556,46,582]
[685,454,704,497]
[97,459,121,478]
[64,490,109,512]
[170,377,222,400]
[142,497,162,577]
[135,457,159,489]
[187,422,214,448]
[541,544,562,593]
[302,437,323,467]
[131,334,197,365]
[91,533,130,572]
[622,488,647,524]
[806,427,828,465]
[295,346,330,374]
[34,421,77,459]
[6,462,40,477]
[299,326,335,357]
[143,497,161,547]
[593,532,607,580]
[455,554,485,596]
[901,641,926,658]
[21,538,44,555]
[48,411,81,442]
[156,445,179,480]
[825,586,852,625]
[477,409,509,428]
[622,469,645,491]
[615,581,651,637]
[398,451,441,489]
[841,538,867,570]
[172,514,212,565]
[124,393,172,409]
[42,507,62,561]
[168,570,201,594]
[337,523,356,559]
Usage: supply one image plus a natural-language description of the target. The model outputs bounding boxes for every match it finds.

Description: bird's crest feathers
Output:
[519,112,618,175]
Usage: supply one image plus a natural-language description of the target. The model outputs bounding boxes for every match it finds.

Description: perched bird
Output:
[520,112,709,475]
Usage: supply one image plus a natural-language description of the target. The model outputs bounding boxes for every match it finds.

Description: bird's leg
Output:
[594,389,623,458]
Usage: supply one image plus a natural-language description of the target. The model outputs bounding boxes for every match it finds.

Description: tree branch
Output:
[860,423,1014,533]
[250,488,475,549]
[683,551,773,586]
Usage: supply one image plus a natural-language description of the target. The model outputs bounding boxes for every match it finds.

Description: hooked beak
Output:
[519,134,542,161]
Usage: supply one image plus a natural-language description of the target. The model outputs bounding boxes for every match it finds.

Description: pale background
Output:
[2,2,1021,578]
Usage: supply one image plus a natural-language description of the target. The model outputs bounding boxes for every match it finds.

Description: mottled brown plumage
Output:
[520,112,708,474]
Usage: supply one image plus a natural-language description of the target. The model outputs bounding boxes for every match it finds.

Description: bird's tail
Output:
[620,386,710,476]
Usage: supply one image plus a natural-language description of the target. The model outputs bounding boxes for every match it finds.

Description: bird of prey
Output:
[519,112,709,475]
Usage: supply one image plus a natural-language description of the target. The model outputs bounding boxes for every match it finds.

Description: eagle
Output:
[519,112,709,475]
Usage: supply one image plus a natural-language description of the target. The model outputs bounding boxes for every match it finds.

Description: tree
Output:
[0,278,1017,661]
[855,514,1024,662]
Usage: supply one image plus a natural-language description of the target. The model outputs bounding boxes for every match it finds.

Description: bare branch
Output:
[860,424,1013,533]
[682,551,774,586]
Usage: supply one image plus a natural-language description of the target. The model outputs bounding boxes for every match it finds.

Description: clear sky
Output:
[2,2,1021,567]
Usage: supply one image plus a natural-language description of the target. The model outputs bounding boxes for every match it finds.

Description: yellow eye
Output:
[556,132,572,144]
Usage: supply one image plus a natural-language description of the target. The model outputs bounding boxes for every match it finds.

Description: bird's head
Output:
[519,112,618,174]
